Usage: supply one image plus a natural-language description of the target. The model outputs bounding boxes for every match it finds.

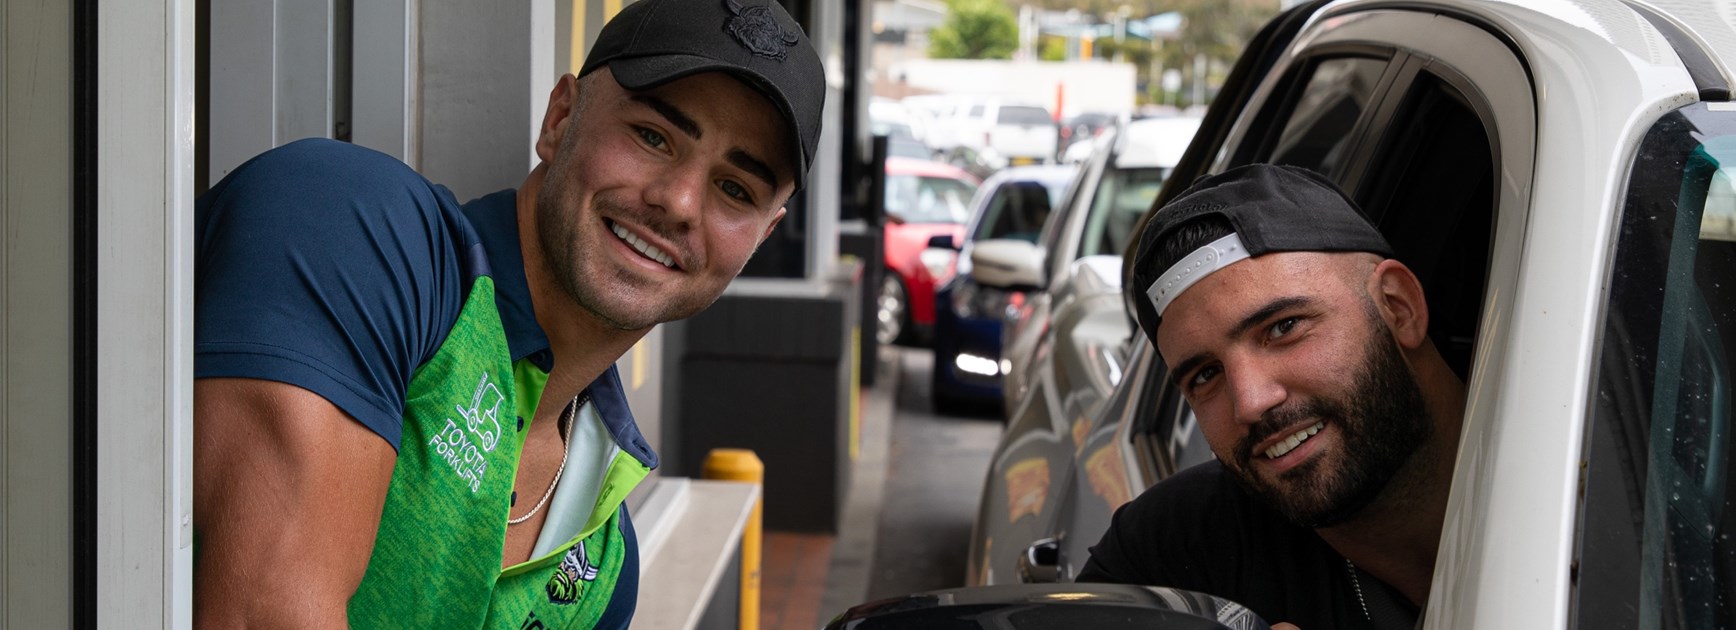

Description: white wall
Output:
[98,0,197,627]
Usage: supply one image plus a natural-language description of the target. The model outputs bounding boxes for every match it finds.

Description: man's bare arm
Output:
[194,378,398,629]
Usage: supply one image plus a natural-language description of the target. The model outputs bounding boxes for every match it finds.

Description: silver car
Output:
[965,117,1200,585]
[988,117,1201,418]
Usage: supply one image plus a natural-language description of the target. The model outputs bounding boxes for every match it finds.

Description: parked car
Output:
[1057,111,1117,160]
[900,94,975,160]
[945,99,1061,171]
[957,114,1197,587]
[952,1,1736,628]
[994,115,1200,416]
[870,97,934,160]
[878,157,979,346]
[930,163,1078,415]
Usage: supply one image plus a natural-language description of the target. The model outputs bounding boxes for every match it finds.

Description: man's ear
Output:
[760,207,788,243]
[535,74,581,164]
[1368,258,1430,349]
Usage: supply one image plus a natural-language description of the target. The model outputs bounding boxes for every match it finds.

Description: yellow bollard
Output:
[702,448,763,630]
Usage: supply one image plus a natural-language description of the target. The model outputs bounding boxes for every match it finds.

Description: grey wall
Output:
[417,0,553,201]
[2,0,75,625]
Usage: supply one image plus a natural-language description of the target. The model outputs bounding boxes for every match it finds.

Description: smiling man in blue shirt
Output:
[192,1,824,627]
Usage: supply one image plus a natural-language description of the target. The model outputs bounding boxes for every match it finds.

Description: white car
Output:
[988,115,1200,418]
[926,0,1736,627]
[947,99,1061,171]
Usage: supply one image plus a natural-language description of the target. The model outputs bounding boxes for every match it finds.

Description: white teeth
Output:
[609,221,676,269]
[1264,421,1325,459]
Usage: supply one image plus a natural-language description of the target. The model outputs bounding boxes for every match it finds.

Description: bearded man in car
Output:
[1078,164,1468,630]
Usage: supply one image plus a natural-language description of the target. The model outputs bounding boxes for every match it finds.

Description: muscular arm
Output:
[194,378,398,629]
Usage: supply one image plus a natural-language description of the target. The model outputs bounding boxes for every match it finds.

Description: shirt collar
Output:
[460,189,555,372]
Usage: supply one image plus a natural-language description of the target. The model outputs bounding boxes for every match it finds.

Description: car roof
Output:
[977,163,1078,191]
[993,163,1077,180]
[1113,117,1202,169]
[1323,0,1736,94]
[884,156,978,181]
[1632,0,1736,89]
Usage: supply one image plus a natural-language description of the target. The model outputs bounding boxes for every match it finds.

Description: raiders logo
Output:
[723,0,798,61]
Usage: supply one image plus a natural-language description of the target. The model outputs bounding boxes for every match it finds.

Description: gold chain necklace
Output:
[507,394,580,525]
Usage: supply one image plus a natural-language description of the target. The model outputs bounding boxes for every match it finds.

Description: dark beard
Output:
[1225,311,1432,528]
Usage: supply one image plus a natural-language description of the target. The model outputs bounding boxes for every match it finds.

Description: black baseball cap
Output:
[580,0,825,190]
[1130,163,1393,345]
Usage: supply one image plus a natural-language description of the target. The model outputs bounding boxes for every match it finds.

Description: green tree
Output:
[1038,34,1068,61]
[928,0,1019,60]
[1020,0,1277,106]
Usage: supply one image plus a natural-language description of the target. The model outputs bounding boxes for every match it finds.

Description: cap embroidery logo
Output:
[724,0,798,61]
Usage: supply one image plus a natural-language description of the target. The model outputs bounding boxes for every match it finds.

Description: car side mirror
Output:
[926,234,957,250]
[1018,537,1062,583]
[825,583,1272,630]
[970,239,1044,291]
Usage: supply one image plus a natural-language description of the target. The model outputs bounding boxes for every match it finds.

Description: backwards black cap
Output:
[580,0,825,190]
[1130,164,1393,346]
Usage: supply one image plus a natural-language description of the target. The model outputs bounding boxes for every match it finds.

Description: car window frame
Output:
[1119,7,1542,624]
[1237,46,1403,177]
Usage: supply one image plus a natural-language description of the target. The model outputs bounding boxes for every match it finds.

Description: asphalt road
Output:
[864,346,1004,601]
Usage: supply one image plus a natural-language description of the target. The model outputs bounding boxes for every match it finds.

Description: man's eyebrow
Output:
[1168,354,1208,388]
[1227,296,1315,340]
[630,94,701,140]
[1164,295,1316,387]
[727,148,780,191]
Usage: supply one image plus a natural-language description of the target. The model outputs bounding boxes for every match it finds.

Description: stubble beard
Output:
[1225,310,1433,529]
[538,171,725,331]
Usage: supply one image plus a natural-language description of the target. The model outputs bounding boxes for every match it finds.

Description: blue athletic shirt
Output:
[194,138,647,627]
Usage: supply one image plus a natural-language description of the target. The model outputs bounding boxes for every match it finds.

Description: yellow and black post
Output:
[702,448,764,630]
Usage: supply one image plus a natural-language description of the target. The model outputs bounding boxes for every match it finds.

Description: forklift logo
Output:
[457,372,505,452]
[724,0,797,61]
[428,371,507,493]
[545,541,601,605]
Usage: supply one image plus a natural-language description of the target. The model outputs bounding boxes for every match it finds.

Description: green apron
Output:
[347,276,650,628]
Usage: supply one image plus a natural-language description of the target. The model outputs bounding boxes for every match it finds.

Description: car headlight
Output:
[951,281,1015,320]
[919,247,958,285]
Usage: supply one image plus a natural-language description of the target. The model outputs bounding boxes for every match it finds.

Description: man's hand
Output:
[194,378,397,629]
[1272,623,1301,630]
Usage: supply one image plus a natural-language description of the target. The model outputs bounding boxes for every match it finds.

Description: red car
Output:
[878,157,979,345]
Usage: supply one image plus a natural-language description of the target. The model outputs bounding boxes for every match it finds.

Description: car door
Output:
[1104,0,1541,617]
[1127,4,1538,626]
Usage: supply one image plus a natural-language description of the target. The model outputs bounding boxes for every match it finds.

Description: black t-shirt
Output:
[1076,461,1418,630]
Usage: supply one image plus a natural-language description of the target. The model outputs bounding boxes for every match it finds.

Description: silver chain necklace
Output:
[507,394,581,525]
[1344,558,1372,622]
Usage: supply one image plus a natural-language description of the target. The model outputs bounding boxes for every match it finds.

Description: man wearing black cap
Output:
[1077,164,1467,629]
[192,1,823,627]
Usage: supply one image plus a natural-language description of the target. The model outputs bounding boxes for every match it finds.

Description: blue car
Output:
[931,164,1078,415]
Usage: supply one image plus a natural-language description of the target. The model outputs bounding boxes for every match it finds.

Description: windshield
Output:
[885,174,977,224]
[973,178,1069,243]
[1080,166,1168,258]
[1579,102,1736,629]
